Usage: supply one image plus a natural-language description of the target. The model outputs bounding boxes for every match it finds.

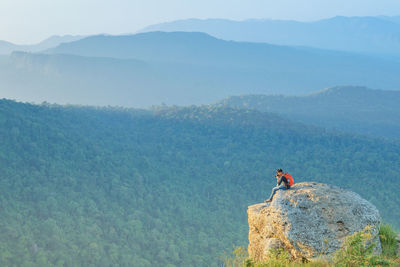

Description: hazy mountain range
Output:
[2,16,400,57]
[1,32,400,107]
[141,16,400,57]
[0,35,85,55]
[218,86,400,139]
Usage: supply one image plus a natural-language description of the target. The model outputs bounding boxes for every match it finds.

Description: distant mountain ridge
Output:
[45,31,400,84]
[141,16,400,56]
[2,31,400,107]
[218,86,400,139]
[47,32,230,64]
[378,15,400,24]
[0,35,85,55]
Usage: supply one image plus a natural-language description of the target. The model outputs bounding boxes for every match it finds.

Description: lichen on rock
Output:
[248,182,381,261]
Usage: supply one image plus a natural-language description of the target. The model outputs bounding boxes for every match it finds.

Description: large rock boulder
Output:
[248,182,381,261]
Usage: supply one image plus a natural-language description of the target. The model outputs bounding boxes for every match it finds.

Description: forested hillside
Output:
[0,99,399,266]
[219,86,400,139]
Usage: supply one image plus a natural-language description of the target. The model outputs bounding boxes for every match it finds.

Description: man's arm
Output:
[277,176,283,186]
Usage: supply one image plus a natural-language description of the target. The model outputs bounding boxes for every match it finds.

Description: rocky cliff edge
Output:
[248,182,381,261]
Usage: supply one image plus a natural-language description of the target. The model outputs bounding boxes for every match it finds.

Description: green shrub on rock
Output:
[379,223,398,258]
[334,226,392,267]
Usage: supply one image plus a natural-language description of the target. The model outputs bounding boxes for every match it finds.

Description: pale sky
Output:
[1,0,400,44]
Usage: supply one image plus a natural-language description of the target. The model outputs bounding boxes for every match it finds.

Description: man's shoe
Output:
[264,199,272,203]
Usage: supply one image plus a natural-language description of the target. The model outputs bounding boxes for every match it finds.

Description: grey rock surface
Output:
[248,182,381,261]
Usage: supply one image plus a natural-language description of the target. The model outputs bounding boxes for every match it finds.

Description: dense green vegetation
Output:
[0,99,399,266]
[218,86,400,139]
[380,224,399,258]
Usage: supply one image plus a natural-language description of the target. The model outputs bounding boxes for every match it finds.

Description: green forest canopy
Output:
[0,99,399,266]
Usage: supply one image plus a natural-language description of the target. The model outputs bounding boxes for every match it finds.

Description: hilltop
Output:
[218,86,400,139]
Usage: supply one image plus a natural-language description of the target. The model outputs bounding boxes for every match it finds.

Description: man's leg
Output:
[265,185,287,202]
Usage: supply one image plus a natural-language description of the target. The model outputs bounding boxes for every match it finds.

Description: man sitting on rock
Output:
[265,168,294,203]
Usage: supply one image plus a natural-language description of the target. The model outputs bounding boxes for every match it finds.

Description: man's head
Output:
[276,168,283,176]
